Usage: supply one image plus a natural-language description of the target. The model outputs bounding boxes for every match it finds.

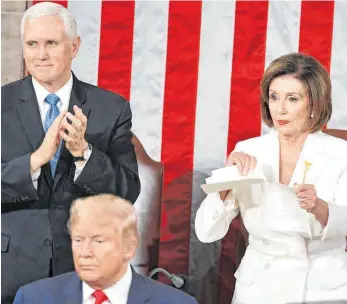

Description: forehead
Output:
[269,74,305,94]
[23,15,66,40]
[71,212,119,235]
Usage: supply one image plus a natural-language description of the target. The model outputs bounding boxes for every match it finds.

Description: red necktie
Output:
[92,290,108,304]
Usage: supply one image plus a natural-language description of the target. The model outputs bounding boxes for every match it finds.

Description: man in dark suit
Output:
[13,195,198,304]
[1,2,140,303]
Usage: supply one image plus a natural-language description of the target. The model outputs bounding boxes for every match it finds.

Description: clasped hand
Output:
[30,106,88,173]
[59,105,88,157]
[293,183,319,213]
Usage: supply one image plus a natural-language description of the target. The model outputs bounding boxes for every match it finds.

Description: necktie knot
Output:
[92,290,108,304]
[45,93,60,106]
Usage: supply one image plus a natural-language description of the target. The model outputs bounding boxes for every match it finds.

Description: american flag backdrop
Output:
[33,1,347,303]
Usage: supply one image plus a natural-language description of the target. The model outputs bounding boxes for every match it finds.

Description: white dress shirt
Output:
[31,74,91,189]
[83,264,132,304]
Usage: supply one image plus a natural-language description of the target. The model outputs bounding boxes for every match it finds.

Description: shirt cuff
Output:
[31,168,41,190]
[73,145,92,181]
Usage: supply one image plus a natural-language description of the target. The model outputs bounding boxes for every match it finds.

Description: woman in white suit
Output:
[195,53,347,304]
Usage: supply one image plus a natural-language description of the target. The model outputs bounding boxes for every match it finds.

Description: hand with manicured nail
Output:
[294,183,329,226]
[226,152,257,176]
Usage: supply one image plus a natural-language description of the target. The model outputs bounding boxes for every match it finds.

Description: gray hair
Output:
[21,2,78,42]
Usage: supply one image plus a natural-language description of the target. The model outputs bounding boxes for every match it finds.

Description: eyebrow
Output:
[269,90,303,97]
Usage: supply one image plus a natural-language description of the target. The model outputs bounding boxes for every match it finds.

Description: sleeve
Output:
[72,101,141,204]
[321,166,347,241]
[195,190,239,243]
[12,287,24,304]
[194,141,245,243]
[1,153,39,204]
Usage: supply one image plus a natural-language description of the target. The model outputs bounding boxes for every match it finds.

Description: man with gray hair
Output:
[13,195,198,304]
[1,2,140,303]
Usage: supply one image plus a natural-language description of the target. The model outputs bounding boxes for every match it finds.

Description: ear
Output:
[71,36,81,59]
[123,236,138,261]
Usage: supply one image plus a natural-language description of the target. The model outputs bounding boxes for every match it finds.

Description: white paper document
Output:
[260,183,312,237]
[201,166,265,194]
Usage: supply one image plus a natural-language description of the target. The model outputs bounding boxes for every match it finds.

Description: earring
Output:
[310,113,314,118]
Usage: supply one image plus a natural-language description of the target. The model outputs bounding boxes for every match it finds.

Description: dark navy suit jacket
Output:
[13,269,198,304]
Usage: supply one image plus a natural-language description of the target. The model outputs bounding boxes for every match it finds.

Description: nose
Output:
[277,98,287,114]
[79,240,93,258]
[36,45,49,60]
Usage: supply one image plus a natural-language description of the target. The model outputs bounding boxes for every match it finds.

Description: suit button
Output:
[83,184,88,189]
[262,239,269,246]
[44,239,52,247]
[265,263,271,269]
[212,211,219,221]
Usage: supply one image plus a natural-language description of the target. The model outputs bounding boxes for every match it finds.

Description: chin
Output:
[276,126,295,136]
[31,71,53,83]
[78,269,101,282]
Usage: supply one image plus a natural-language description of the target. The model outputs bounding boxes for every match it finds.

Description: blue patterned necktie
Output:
[44,94,61,176]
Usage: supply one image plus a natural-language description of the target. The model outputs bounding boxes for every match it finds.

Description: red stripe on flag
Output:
[159,0,202,280]
[299,1,335,72]
[98,1,135,101]
[33,0,68,7]
[219,1,269,303]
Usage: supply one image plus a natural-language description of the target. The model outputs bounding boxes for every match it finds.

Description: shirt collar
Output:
[31,73,73,107]
[82,264,133,304]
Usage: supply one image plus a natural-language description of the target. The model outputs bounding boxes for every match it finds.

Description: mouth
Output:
[79,265,98,270]
[35,65,53,68]
[277,120,290,126]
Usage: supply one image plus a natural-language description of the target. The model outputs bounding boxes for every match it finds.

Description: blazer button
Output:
[264,263,271,270]
[262,239,269,246]
[44,239,52,247]
[212,211,219,221]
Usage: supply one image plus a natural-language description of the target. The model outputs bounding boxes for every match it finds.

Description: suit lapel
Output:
[288,131,327,187]
[17,76,54,188]
[127,268,150,304]
[61,272,82,304]
[261,131,280,183]
[53,73,90,192]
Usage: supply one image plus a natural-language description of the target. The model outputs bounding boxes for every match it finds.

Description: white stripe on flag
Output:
[69,0,102,86]
[130,1,169,161]
[329,1,347,130]
[262,0,302,134]
[189,1,236,301]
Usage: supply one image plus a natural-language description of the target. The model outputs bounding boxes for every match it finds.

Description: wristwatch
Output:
[73,144,92,162]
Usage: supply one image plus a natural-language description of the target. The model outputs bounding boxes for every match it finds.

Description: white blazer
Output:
[195,130,347,304]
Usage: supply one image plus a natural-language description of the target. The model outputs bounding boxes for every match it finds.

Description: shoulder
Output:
[320,132,347,158]
[1,77,25,93]
[1,78,27,107]
[16,272,76,298]
[234,132,272,152]
[77,79,129,108]
[320,132,347,150]
[140,276,198,303]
